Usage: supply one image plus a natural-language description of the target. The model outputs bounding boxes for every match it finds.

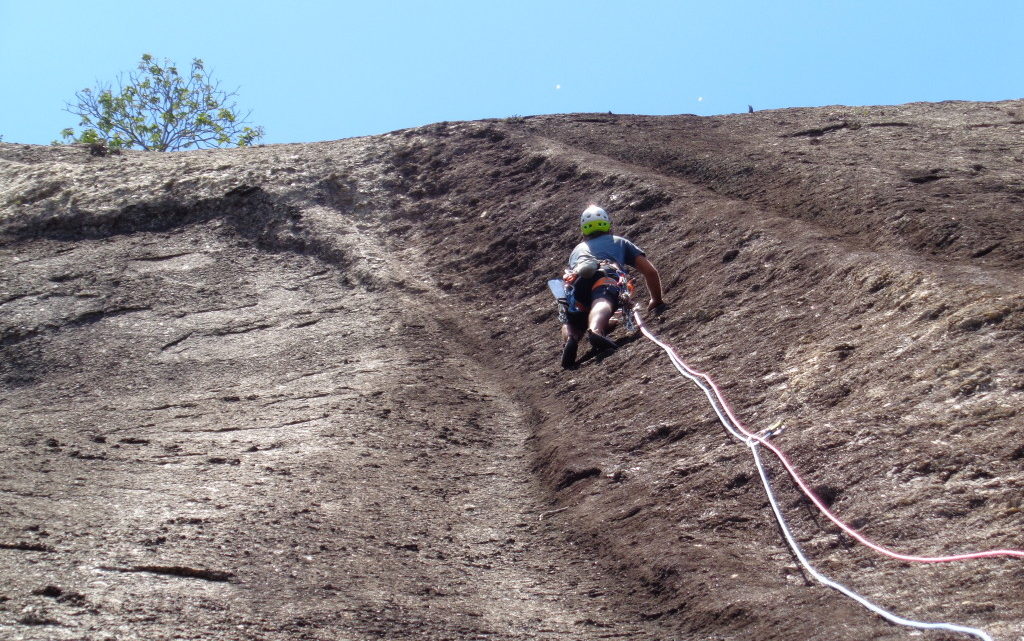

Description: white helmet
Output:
[580,205,611,235]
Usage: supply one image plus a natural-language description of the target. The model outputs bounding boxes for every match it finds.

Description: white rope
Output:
[633,312,995,641]
[642,313,1024,563]
[749,442,993,641]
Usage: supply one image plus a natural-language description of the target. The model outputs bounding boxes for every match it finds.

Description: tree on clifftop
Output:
[60,54,264,151]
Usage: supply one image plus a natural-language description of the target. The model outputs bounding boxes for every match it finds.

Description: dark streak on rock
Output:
[0,541,55,552]
[99,564,234,582]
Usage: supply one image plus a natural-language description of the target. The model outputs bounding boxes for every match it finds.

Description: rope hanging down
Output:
[634,312,1024,563]
[632,311,1007,641]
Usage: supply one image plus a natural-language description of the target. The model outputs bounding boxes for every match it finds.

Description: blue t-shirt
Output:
[568,234,645,271]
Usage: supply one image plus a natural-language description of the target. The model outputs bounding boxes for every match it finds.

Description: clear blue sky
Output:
[2,0,1022,146]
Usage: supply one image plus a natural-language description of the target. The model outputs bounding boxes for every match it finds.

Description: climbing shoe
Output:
[587,330,618,351]
[561,338,579,369]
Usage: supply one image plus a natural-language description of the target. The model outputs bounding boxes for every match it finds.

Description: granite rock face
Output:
[1,100,1022,640]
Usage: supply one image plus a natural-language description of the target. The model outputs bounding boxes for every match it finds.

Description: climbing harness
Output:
[633,311,1018,641]
[556,262,636,333]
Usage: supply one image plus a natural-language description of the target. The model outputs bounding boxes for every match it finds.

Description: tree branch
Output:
[60,54,263,151]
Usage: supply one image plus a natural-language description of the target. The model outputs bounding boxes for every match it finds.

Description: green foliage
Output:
[60,53,264,151]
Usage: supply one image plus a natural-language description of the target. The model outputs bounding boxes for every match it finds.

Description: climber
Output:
[559,204,664,368]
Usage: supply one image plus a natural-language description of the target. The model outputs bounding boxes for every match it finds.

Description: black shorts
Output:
[591,283,621,308]
[562,279,620,331]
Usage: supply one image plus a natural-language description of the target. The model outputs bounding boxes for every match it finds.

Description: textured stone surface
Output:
[1,100,1022,640]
